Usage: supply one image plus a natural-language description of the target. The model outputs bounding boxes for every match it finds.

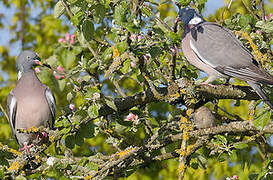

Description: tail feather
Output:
[220,65,273,85]
[247,81,273,109]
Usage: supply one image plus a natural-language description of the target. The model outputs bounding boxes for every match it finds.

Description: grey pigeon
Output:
[179,7,273,109]
[7,50,56,152]
[194,106,216,129]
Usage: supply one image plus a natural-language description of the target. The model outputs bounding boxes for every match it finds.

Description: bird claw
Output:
[20,143,34,153]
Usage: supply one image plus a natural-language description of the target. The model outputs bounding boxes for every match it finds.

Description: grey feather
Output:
[247,81,273,109]
[45,87,56,128]
[7,92,18,144]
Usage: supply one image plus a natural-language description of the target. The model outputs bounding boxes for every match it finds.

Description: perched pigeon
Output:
[7,50,56,152]
[194,106,216,129]
[179,7,273,109]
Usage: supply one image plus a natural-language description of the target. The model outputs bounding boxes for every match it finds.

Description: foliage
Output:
[0,0,273,179]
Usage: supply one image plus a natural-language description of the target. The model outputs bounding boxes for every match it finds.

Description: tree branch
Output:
[98,78,260,117]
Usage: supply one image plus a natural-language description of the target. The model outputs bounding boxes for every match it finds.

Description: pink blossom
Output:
[256,30,262,35]
[65,32,70,41]
[54,71,60,80]
[70,34,76,44]
[138,35,143,40]
[54,75,60,80]
[57,65,64,72]
[69,103,75,110]
[53,71,64,80]
[265,13,272,21]
[58,38,66,43]
[232,175,238,179]
[34,67,41,73]
[130,61,136,68]
[126,113,138,121]
[130,34,138,41]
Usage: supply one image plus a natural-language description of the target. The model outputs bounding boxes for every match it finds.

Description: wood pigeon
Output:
[7,50,56,152]
[178,7,273,109]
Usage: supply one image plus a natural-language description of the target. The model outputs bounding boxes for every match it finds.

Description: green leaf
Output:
[0,166,4,179]
[117,41,127,53]
[256,21,273,33]
[72,110,88,124]
[65,135,75,149]
[149,46,161,58]
[54,1,65,19]
[169,32,180,43]
[86,161,98,171]
[102,47,113,61]
[58,79,66,91]
[71,11,84,26]
[114,1,128,24]
[15,175,27,180]
[82,19,94,41]
[75,133,84,146]
[59,49,76,69]
[190,162,199,170]
[270,39,273,45]
[121,59,131,74]
[105,97,117,111]
[59,127,71,135]
[177,0,191,6]
[234,143,248,149]
[218,153,226,162]
[67,92,75,102]
[141,7,152,17]
[215,135,227,144]
[78,122,94,138]
[88,104,99,118]
[239,14,253,28]
[93,4,106,24]
[252,109,271,130]
[196,155,208,169]
[230,150,237,162]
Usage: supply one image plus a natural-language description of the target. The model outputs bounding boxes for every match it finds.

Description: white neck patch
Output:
[188,16,203,25]
[17,71,23,80]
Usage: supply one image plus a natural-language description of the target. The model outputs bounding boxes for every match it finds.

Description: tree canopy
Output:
[0,0,273,179]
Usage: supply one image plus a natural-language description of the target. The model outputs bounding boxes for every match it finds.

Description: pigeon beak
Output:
[34,59,42,66]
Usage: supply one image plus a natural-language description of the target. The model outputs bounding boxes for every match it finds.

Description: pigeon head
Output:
[16,50,41,73]
[178,7,205,25]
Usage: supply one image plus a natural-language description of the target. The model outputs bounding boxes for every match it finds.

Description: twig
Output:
[259,0,265,21]
[0,103,9,121]
[241,0,260,20]
[19,1,26,49]
[169,121,273,142]
[143,3,172,32]
[61,0,73,18]
[87,43,98,58]
[113,80,126,98]
[171,18,180,80]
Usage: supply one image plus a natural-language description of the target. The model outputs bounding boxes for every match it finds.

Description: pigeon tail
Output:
[247,81,273,109]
